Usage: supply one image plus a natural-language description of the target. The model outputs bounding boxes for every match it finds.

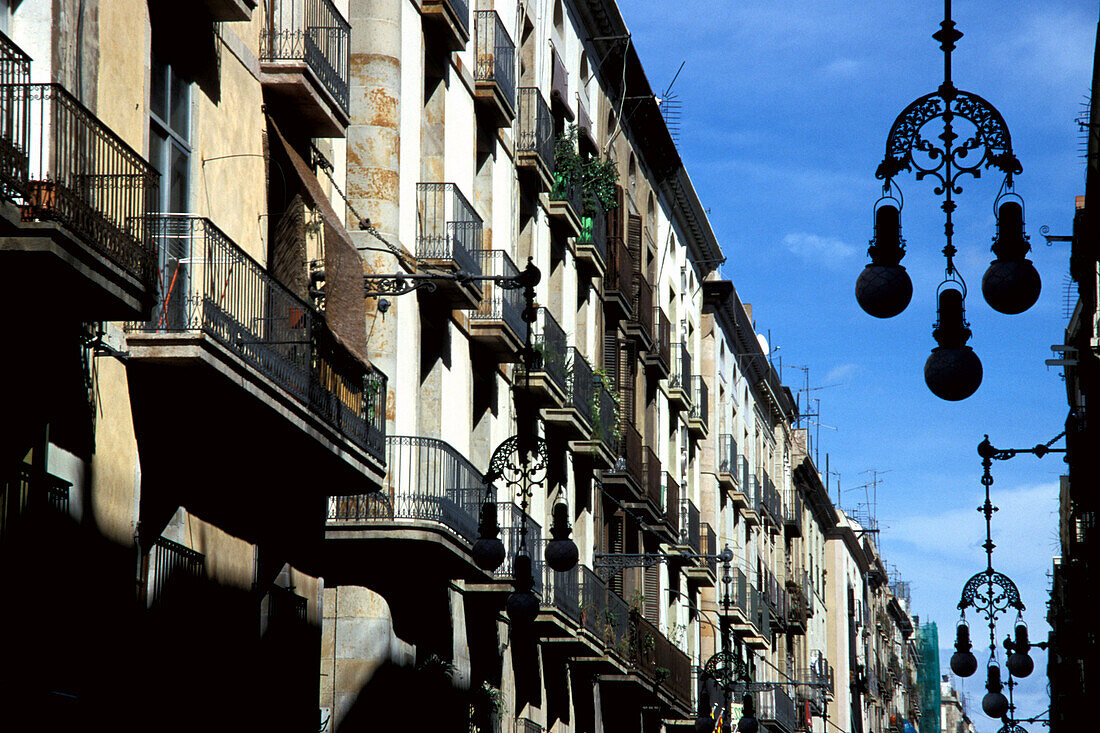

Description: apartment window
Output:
[149,52,191,213]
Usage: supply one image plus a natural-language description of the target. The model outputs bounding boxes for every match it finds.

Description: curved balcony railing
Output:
[474,11,515,111]
[130,215,387,461]
[680,498,700,553]
[652,307,671,367]
[718,433,737,475]
[0,83,159,287]
[328,436,490,544]
[592,376,618,450]
[516,87,554,173]
[690,375,708,427]
[415,182,482,276]
[528,307,567,394]
[578,203,607,263]
[260,0,350,111]
[471,249,526,341]
[670,343,691,393]
[631,275,652,341]
[567,348,594,427]
[661,471,680,536]
[608,421,643,488]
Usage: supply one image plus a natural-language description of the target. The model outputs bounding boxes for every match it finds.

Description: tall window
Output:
[149,53,191,213]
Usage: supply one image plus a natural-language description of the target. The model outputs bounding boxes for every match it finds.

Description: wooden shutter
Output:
[607,184,625,239]
[644,562,660,625]
[626,213,642,275]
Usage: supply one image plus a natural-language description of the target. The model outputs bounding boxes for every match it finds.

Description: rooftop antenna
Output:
[658,61,685,146]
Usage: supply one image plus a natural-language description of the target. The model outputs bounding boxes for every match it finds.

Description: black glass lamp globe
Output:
[505,554,539,625]
[982,665,1010,718]
[544,503,579,572]
[982,200,1041,315]
[950,623,978,677]
[1005,624,1034,678]
[924,289,982,401]
[472,502,506,571]
[856,203,913,318]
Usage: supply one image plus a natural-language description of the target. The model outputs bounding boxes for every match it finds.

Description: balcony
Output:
[518,307,568,406]
[760,471,782,533]
[742,474,761,526]
[667,344,692,411]
[717,434,737,490]
[260,0,350,137]
[679,498,700,556]
[422,0,470,52]
[516,88,554,191]
[576,203,607,276]
[148,536,206,605]
[603,420,644,500]
[0,465,70,540]
[486,503,542,593]
[469,249,526,357]
[787,571,811,634]
[760,567,789,632]
[602,236,635,322]
[415,182,483,309]
[660,471,680,544]
[685,522,717,587]
[642,307,671,378]
[473,11,515,126]
[126,215,387,517]
[577,568,692,714]
[326,436,490,578]
[201,0,256,21]
[642,447,663,518]
[569,373,616,470]
[687,375,708,438]
[784,489,803,538]
[623,273,653,350]
[0,79,159,320]
[756,686,797,733]
[546,174,582,239]
[545,347,593,438]
[539,564,582,635]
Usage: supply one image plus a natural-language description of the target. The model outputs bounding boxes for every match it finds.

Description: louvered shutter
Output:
[643,562,660,625]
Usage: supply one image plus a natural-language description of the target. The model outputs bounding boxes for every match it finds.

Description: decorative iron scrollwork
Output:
[959,568,1025,617]
[703,650,748,686]
[484,434,549,500]
[363,274,439,297]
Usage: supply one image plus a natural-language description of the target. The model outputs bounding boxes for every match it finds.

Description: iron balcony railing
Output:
[496,505,542,594]
[630,611,693,709]
[592,376,618,450]
[605,236,634,310]
[542,564,581,624]
[784,488,803,534]
[567,348,595,427]
[578,203,607,263]
[0,83,159,287]
[474,11,515,111]
[261,0,350,111]
[718,434,737,476]
[527,307,567,394]
[756,686,797,733]
[670,343,691,394]
[0,30,29,86]
[700,523,717,576]
[690,375,708,427]
[129,215,387,461]
[737,455,750,491]
[267,583,309,631]
[550,170,581,215]
[680,498,700,553]
[516,87,554,173]
[747,474,762,514]
[471,249,526,342]
[661,471,680,537]
[652,307,671,368]
[516,718,543,733]
[0,465,70,538]
[610,421,644,489]
[149,536,205,604]
[579,565,630,652]
[328,436,490,544]
[416,182,482,276]
[631,274,653,342]
[761,470,781,524]
[642,446,661,511]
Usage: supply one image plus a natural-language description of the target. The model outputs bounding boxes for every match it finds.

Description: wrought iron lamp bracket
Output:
[958,568,1024,617]
[484,434,549,502]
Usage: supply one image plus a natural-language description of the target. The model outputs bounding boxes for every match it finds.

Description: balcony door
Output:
[149,53,191,330]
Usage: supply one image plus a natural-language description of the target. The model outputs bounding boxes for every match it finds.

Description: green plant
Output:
[553,124,620,213]
[654,665,670,684]
[590,366,623,445]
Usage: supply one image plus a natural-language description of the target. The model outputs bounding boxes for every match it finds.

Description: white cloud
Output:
[783,232,856,265]
[825,363,858,383]
[823,57,860,79]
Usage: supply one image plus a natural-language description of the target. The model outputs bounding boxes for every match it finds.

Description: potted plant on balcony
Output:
[554,124,618,240]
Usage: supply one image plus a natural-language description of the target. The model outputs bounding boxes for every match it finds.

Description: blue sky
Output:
[616,1,1096,729]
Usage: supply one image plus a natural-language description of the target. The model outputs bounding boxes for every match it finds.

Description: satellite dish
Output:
[757,333,769,354]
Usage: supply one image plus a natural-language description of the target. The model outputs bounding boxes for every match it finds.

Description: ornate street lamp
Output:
[363,249,580,624]
[949,434,1062,728]
[857,0,1038,400]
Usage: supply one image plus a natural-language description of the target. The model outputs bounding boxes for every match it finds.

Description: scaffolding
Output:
[915,623,942,733]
